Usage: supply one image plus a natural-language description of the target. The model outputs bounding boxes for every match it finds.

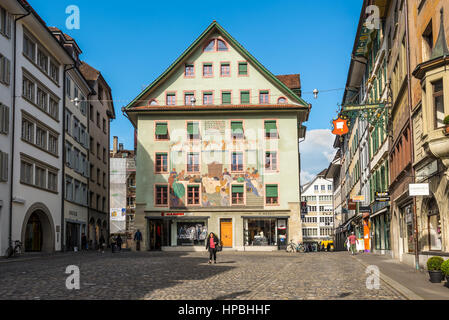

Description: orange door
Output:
[220,220,233,247]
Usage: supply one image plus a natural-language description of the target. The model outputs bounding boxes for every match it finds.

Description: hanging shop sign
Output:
[332,117,349,136]
[409,183,430,196]
[348,200,356,211]
[359,206,371,218]
[375,192,390,202]
[352,195,365,203]
[300,201,308,214]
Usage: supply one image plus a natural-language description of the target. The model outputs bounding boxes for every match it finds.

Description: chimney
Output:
[119,143,124,152]
[113,136,118,155]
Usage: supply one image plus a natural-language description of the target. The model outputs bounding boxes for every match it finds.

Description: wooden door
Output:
[220,219,233,247]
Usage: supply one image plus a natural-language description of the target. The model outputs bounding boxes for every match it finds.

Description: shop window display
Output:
[244,219,276,246]
[177,222,207,246]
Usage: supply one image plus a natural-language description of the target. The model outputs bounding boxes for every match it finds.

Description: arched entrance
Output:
[21,203,55,253]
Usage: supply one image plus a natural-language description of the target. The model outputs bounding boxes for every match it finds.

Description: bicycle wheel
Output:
[286,245,294,253]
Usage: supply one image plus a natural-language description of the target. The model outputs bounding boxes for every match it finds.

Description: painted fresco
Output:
[168,156,264,208]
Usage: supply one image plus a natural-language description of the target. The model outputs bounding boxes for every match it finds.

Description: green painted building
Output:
[125,21,310,251]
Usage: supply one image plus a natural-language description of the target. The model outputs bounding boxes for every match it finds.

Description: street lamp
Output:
[313,89,319,99]
[72,97,80,108]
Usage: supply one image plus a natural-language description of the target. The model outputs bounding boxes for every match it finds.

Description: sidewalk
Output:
[353,253,449,300]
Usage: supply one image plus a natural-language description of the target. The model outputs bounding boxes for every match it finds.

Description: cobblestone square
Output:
[0,251,406,300]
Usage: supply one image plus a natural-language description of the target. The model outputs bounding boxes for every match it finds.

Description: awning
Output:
[231,121,243,134]
[241,216,290,219]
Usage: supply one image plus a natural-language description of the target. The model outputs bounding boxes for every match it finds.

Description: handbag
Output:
[217,241,223,252]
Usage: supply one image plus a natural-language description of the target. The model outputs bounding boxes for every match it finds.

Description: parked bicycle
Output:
[286,240,305,253]
[6,240,22,258]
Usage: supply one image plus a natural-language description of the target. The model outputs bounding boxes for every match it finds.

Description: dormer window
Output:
[217,39,228,51]
[204,40,215,52]
[203,38,229,52]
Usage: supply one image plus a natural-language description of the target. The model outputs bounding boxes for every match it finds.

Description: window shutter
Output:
[0,152,8,182]
[5,58,10,85]
[266,185,278,197]
[232,185,244,193]
[155,123,168,135]
[264,120,277,133]
[0,104,4,133]
[231,121,243,134]
[222,92,231,104]
[6,13,11,38]
[3,104,8,134]
[238,62,247,75]
[240,91,250,104]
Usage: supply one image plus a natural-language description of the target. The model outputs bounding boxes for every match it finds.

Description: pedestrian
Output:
[116,234,123,252]
[134,229,143,251]
[205,232,220,264]
[347,232,357,255]
[81,233,87,251]
[99,234,105,253]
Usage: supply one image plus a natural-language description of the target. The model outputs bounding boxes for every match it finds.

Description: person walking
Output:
[81,233,87,251]
[99,234,105,253]
[116,235,123,252]
[347,232,357,255]
[205,232,220,264]
[134,229,143,251]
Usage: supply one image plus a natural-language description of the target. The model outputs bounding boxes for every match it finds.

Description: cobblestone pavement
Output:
[0,251,406,300]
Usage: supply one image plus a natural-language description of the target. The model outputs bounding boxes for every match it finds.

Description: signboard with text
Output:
[409,183,430,196]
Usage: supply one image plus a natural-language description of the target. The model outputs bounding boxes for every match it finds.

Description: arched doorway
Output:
[22,203,55,253]
[25,212,43,252]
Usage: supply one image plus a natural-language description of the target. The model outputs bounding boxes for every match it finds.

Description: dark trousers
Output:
[209,248,217,261]
[136,241,141,251]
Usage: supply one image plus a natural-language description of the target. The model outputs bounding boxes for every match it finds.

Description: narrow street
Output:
[0,251,405,300]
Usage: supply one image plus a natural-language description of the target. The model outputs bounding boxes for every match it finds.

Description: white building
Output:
[300,170,334,243]
[0,0,76,255]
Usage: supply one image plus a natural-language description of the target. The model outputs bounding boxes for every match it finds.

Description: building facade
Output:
[0,0,114,256]
[124,21,310,251]
[79,62,115,249]
[300,170,334,245]
[0,0,75,255]
[330,0,449,268]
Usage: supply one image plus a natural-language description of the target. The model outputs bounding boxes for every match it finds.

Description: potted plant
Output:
[441,259,449,287]
[444,115,449,135]
[427,256,444,283]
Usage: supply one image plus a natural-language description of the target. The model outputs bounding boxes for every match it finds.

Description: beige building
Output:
[410,0,449,265]
[79,62,115,249]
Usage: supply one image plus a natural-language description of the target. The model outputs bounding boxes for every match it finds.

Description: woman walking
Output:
[205,232,220,264]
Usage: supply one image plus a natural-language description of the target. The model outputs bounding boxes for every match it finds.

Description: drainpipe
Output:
[9,11,31,253]
[404,0,419,271]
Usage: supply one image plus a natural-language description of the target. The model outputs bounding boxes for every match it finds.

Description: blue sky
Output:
[29,0,363,183]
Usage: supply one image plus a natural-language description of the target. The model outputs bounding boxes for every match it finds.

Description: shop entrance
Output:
[149,220,163,250]
[220,219,233,248]
[66,222,80,251]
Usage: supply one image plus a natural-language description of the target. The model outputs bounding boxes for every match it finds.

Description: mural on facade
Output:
[168,160,264,208]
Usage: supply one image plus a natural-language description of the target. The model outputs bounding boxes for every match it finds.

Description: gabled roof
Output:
[124,21,309,110]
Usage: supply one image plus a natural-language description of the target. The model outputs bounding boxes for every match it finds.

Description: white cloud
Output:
[300,129,336,185]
